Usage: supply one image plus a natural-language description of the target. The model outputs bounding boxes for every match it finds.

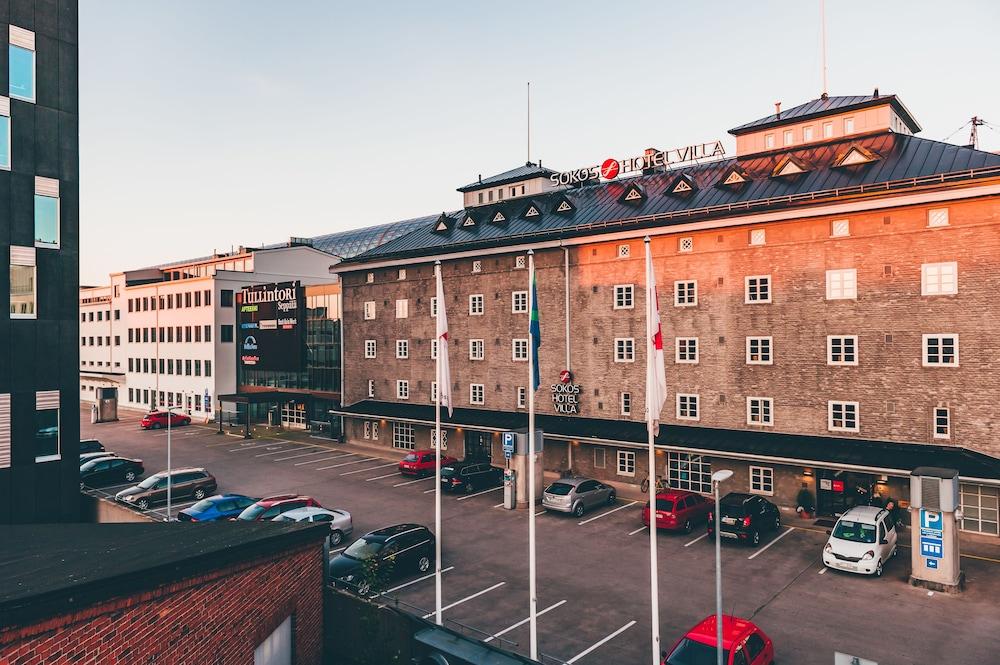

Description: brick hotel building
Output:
[331,93,1000,536]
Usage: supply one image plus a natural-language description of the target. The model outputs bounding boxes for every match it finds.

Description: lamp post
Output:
[164,392,187,522]
[711,469,733,665]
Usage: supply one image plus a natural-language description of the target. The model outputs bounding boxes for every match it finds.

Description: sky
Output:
[78,0,1000,285]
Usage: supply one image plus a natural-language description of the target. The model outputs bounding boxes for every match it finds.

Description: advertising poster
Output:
[237,281,304,371]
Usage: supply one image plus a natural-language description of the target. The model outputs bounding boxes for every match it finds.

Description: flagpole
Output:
[527,249,538,660]
[645,237,661,665]
[434,260,443,626]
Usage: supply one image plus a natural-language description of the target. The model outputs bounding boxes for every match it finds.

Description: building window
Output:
[676,394,699,421]
[515,255,527,269]
[395,380,409,400]
[366,272,374,283]
[921,262,958,296]
[470,383,485,405]
[667,452,712,493]
[749,229,766,246]
[614,338,635,363]
[749,466,774,496]
[430,381,438,402]
[517,387,526,409]
[620,392,631,416]
[618,244,631,258]
[745,275,771,303]
[928,208,949,228]
[613,284,634,309]
[221,289,234,307]
[823,122,833,138]
[430,339,438,360]
[934,407,950,439]
[34,391,60,462]
[923,334,959,366]
[617,450,636,477]
[430,428,448,450]
[469,294,484,315]
[395,299,408,318]
[746,336,772,364]
[826,269,857,300]
[364,339,377,358]
[675,337,698,364]
[783,129,794,146]
[594,448,606,469]
[367,380,375,398]
[364,301,376,320]
[803,126,814,142]
[827,335,858,365]
[843,117,855,133]
[512,338,528,361]
[472,260,482,273]
[393,422,415,450]
[8,27,36,102]
[960,483,999,536]
[396,339,408,359]
[9,247,36,318]
[828,401,859,432]
[469,339,485,361]
[430,297,438,317]
[764,134,775,149]
[831,219,850,237]
[0,99,10,170]
[675,280,697,307]
[678,237,693,253]
[221,325,234,343]
[747,397,773,426]
[398,268,407,280]
[512,291,528,313]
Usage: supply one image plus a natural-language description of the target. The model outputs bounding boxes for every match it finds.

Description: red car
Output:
[642,490,713,533]
[662,615,774,665]
[235,494,323,521]
[398,449,457,477]
[140,411,192,430]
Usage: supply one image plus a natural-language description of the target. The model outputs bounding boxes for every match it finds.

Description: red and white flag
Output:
[645,241,667,435]
[435,264,453,417]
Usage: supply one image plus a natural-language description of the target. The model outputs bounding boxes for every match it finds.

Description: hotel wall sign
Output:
[550,141,726,186]
[551,382,582,415]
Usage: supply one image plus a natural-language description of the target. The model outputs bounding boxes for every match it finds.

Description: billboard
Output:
[237,281,304,371]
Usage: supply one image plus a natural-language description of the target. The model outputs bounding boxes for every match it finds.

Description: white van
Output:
[822,506,898,576]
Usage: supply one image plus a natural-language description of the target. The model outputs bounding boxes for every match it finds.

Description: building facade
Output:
[333,94,1000,536]
[0,1,80,523]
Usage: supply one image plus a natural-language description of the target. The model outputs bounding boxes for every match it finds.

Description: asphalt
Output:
[82,406,1000,665]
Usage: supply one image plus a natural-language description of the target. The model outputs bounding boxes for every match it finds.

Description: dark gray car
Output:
[542,476,616,517]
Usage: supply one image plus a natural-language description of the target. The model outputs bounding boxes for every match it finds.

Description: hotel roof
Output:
[457,162,558,192]
[728,94,921,135]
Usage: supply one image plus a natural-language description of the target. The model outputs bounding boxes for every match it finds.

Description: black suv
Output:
[80,456,144,489]
[440,461,503,494]
[329,524,436,595]
[707,492,781,547]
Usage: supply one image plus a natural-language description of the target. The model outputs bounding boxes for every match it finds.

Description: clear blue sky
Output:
[79,0,1000,284]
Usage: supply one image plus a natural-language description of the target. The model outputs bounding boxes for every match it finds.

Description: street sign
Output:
[926,558,939,569]
[920,537,943,559]
[502,432,515,460]
[919,509,944,560]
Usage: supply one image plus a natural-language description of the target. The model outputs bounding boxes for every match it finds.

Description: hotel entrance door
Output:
[464,431,492,462]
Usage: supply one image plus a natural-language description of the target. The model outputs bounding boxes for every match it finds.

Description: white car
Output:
[273,507,353,546]
[822,506,898,576]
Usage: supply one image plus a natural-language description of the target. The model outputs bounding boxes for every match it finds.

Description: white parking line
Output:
[295,453,358,466]
[484,599,567,643]
[254,447,299,457]
[271,448,329,461]
[378,566,455,596]
[341,462,398,476]
[367,471,405,482]
[747,527,795,560]
[393,476,435,487]
[684,533,708,547]
[148,499,200,515]
[535,509,546,516]
[577,501,637,526]
[628,526,648,536]
[227,442,282,452]
[493,502,505,508]
[456,486,503,501]
[566,620,637,663]
[818,567,827,574]
[421,582,506,619]
[315,457,375,470]
[330,546,347,554]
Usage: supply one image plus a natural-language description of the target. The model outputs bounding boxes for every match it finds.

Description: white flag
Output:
[645,242,667,435]
[435,265,453,417]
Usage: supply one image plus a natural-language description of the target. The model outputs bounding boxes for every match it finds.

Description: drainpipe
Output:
[563,244,572,472]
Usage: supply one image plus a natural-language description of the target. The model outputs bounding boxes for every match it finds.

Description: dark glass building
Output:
[0,1,80,523]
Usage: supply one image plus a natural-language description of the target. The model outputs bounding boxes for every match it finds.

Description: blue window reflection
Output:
[0,116,9,169]
[35,194,59,246]
[9,44,35,102]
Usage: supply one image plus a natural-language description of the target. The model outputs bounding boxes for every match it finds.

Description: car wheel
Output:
[875,559,884,577]
[750,529,760,547]
[151,423,161,430]
[574,503,585,518]
[193,489,206,500]
[137,498,150,510]
[464,482,475,494]
[417,555,431,573]
[124,470,136,482]
[330,530,343,546]
[357,580,371,596]
[683,519,692,534]
[607,491,616,505]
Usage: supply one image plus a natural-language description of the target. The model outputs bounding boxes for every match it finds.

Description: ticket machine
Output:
[501,428,543,510]
[909,466,963,592]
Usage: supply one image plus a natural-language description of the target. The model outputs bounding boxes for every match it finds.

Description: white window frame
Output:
[928,208,949,228]
[620,392,631,416]
[371,421,379,440]
[517,387,526,409]
[366,272,374,283]
[512,338,528,362]
[803,125,814,142]
[827,335,858,366]
[844,117,855,133]
[34,179,61,249]
[783,129,794,146]
[674,280,697,307]
[745,336,773,365]
[430,297,438,317]
[921,262,958,296]
[392,422,415,450]
[678,237,694,253]
[469,294,484,315]
[469,339,485,361]
[764,134,775,149]
[395,299,408,319]
[396,380,409,400]
[933,407,950,440]
[675,337,699,364]
[826,269,858,300]
[614,338,635,363]
[7,28,36,104]
[613,284,634,310]
[363,301,376,320]
[922,334,959,367]
[430,339,438,360]
[749,229,766,246]
[823,122,833,138]
[470,383,485,405]
[363,421,371,439]
[828,401,860,432]
[745,275,771,303]
[667,452,712,493]
[397,268,406,280]
[746,397,774,426]
[430,428,448,450]
[749,466,774,496]
[617,244,631,258]
[676,393,700,421]
[367,379,375,398]
[512,290,528,313]
[514,255,526,269]
[617,450,636,477]
[831,219,850,237]
[364,339,377,359]
[472,260,482,274]
[395,339,409,359]
[9,247,36,319]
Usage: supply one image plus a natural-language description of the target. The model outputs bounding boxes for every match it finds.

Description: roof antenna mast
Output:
[820,0,828,97]
[527,81,532,164]
[969,116,984,150]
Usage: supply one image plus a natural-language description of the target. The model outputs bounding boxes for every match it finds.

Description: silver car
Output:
[273,506,354,545]
[542,476,616,517]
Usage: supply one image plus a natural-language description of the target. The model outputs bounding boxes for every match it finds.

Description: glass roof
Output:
[310,218,428,259]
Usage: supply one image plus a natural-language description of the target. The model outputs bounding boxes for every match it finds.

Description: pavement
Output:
[82,406,1000,665]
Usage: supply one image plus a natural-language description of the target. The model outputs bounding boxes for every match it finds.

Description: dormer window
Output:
[823,122,833,138]
[783,130,793,146]
[498,188,504,200]
[488,190,494,202]
[803,126,814,142]
[844,117,855,133]
[667,174,696,198]
[461,213,477,228]
[833,145,879,168]
[765,134,775,149]
[478,192,484,204]
[521,203,541,219]
[553,196,575,215]
[771,155,809,178]
[719,166,749,188]
[620,183,646,205]
[491,211,507,224]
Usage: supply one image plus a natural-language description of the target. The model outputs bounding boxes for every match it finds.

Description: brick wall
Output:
[0,542,324,664]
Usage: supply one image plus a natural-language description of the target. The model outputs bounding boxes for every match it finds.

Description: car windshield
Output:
[343,537,384,561]
[238,504,266,520]
[402,453,419,462]
[137,475,162,489]
[273,514,297,522]
[720,498,749,517]
[833,519,877,543]
[655,499,675,512]
[666,638,729,665]
[189,499,215,513]
[545,483,573,496]
[80,460,103,472]
[440,467,457,478]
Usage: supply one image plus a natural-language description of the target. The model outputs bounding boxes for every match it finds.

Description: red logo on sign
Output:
[559,370,572,384]
[600,158,620,180]
[832,480,844,493]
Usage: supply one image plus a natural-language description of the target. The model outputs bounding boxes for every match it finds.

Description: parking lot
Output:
[82,406,1000,665]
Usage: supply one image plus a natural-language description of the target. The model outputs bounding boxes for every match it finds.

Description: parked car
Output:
[642,490,713,533]
[114,467,217,510]
[80,456,144,489]
[273,507,354,545]
[822,505,898,576]
[542,476,616,517]
[80,451,115,464]
[79,439,106,454]
[398,449,458,477]
[235,494,323,521]
[707,493,781,547]
[140,411,192,430]
[329,524,435,595]
[178,494,258,522]
[440,461,503,494]
[662,615,774,665]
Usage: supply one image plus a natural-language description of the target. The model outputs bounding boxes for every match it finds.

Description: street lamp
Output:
[164,393,187,522]
[711,469,733,665]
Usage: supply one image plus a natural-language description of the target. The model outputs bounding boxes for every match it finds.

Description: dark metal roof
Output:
[342,134,1000,265]
[0,522,330,627]
[457,162,558,192]
[309,218,430,258]
[333,401,1000,480]
[728,94,921,135]
[217,390,316,404]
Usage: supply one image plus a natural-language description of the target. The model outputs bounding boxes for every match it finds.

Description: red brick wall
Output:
[0,543,324,665]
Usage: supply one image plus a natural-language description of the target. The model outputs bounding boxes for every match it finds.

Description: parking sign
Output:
[502,432,515,459]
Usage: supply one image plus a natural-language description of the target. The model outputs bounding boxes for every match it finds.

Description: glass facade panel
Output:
[9,45,35,101]
[0,115,9,169]
[34,195,59,246]
[10,264,35,316]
